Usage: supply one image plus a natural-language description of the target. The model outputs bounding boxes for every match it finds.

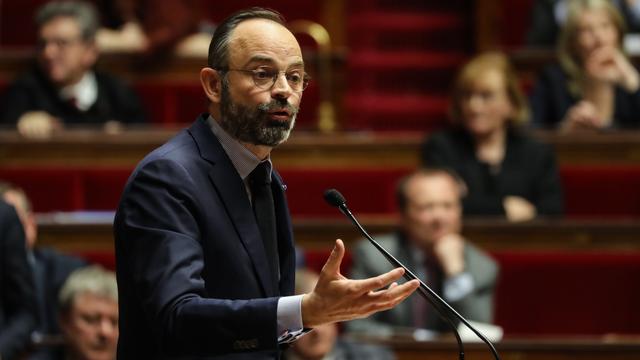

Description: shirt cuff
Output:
[443,272,474,302]
[277,295,309,344]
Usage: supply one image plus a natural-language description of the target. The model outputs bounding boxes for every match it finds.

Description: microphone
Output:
[323,189,501,360]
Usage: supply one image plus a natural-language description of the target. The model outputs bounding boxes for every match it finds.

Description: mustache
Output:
[257,98,299,115]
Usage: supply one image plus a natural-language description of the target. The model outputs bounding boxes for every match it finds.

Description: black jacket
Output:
[1,67,145,126]
[0,201,35,360]
[421,128,564,217]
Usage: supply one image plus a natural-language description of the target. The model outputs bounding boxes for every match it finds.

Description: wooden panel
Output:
[350,336,640,360]
[36,215,640,253]
[2,129,640,168]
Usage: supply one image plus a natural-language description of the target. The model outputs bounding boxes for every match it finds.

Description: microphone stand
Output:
[337,203,501,360]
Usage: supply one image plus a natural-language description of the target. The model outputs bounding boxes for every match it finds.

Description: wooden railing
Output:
[2,128,640,167]
[350,335,640,360]
[36,214,640,253]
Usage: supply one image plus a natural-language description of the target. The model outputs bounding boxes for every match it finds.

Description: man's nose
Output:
[271,73,293,99]
[98,318,116,338]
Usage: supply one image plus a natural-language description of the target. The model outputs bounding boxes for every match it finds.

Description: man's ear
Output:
[200,67,223,103]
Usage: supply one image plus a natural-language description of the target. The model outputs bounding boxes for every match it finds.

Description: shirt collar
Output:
[59,71,98,111]
[207,115,272,180]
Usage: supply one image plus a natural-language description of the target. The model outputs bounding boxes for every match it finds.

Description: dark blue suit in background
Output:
[0,201,35,360]
[114,115,296,359]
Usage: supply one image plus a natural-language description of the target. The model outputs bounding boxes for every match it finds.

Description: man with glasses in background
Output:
[0,1,145,138]
[114,7,419,359]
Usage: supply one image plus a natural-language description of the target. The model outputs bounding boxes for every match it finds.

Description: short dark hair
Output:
[395,167,467,213]
[35,1,99,42]
[208,7,286,69]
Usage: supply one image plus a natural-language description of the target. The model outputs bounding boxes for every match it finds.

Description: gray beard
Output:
[218,80,298,147]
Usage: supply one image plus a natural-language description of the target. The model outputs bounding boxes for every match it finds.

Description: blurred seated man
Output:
[0,1,145,138]
[0,200,36,360]
[0,182,86,359]
[53,266,118,360]
[285,269,395,360]
[346,168,498,339]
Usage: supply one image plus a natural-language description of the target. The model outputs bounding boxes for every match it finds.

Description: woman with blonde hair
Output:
[421,52,564,222]
[531,0,640,130]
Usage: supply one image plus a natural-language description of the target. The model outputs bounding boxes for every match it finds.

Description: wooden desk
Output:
[0,128,420,168]
[294,217,640,251]
[352,336,640,360]
[2,128,640,168]
[36,214,640,253]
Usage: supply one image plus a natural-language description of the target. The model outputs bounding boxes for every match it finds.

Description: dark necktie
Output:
[249,162,280,289]
[67,96,79,110]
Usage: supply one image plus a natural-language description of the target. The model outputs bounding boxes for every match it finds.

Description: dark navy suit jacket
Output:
[0,201,35,360]
[114,115,296,359]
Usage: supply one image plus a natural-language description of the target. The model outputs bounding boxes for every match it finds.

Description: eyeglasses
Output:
[218,68,310,92]
[37,36,84,50]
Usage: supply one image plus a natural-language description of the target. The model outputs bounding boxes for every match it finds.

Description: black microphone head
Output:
[323,189,346,208]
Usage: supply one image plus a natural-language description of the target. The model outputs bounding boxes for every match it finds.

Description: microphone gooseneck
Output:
[324,189,501,360]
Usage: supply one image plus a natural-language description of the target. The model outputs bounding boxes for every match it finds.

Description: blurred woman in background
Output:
[530,0,640,130]
[422,52,564,222]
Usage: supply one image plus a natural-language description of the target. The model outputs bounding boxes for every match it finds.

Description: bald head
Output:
[227,18,303,71]
[207,8,289,70]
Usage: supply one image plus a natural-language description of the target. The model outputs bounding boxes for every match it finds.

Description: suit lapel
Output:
[188,116,277,297]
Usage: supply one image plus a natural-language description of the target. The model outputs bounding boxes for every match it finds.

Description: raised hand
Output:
[585,47,640,91]
[301,239,419,328]
[433,234,465,278]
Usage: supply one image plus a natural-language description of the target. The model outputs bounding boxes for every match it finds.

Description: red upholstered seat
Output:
[493,251,640,335]
[0,168,85,212]
[561,165,640,218]
[0,167,132,212]
[278,167,412,217]
[4,165,640,218]
[83,168,132,210]
[0,0,49,48]
[75,251,117,271]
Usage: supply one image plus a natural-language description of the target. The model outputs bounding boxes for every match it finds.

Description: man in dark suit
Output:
[0,1,145,138]
[0,182,86,359]
[0,200,36,360]
[114,7,419,360]
[347,168,498,338]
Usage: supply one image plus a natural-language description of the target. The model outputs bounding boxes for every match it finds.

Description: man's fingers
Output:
[352,267,405,293]
[320,239,345,276]
[362,279,420,314]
